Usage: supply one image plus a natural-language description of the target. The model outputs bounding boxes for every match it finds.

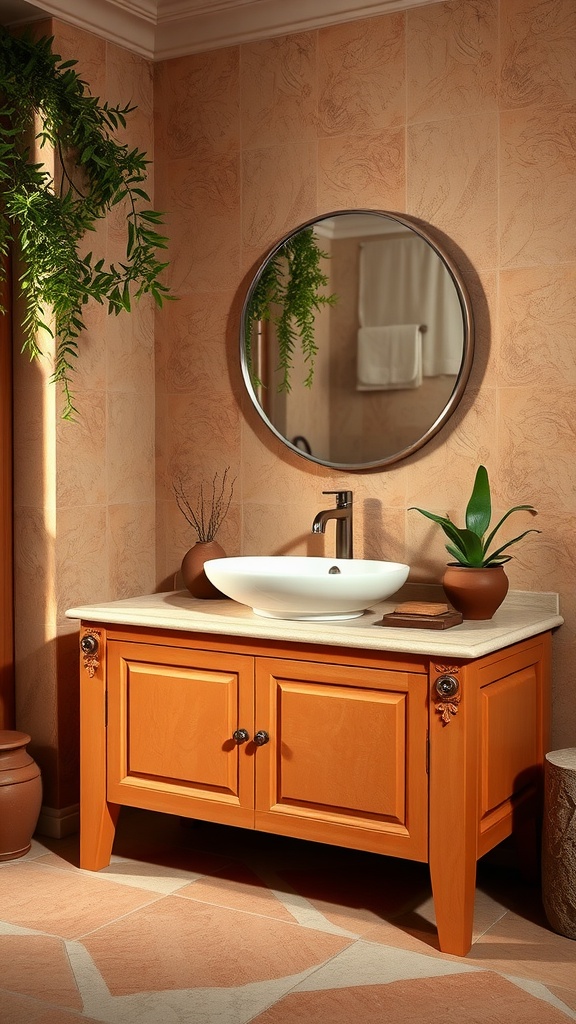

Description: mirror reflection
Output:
[241,211,474,471]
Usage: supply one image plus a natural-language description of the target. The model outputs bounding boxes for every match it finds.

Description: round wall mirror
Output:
[240,210,474,471]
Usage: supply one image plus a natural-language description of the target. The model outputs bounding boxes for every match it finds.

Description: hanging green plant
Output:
[245,227,337,392]
[0,27,173,418]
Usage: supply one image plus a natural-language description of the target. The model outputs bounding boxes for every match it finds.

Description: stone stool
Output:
[542,748,576,939]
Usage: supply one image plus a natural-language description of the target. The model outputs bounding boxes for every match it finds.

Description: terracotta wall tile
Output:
[160,293,236,394]
[13,394,50,512]
[498,266,576,387]
[165,391,241,491]
[55,394,107,509]
[54,506,109,618]
[241,142,317,261]
[154,48,240,160]
[160,154,241,295]
[242,501,326,558]
[105,302,155,395]
[105,42,154,149]
[318,15,405,137]
[500,0,576,109]
[108,502,156,599]
[241,34,317,150]
[318,129,406,211]
[551,637,576,748]
[500,104,576,267]
[497,386,576,515]
[107,391,155,505]
[407,0,498,124]
[408,112,499,271]
[51,19,106,97]
[14,507,54,628]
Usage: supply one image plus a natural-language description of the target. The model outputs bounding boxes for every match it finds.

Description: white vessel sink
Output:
[203,555,410,621]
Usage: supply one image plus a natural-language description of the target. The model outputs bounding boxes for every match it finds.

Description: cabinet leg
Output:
[80,799,120,871]
[429,848,476,956]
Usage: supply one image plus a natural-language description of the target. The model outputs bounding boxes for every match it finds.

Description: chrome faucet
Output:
[311,491,353,559]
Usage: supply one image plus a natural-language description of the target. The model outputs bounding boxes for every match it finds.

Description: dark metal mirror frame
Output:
[240,209,475,472]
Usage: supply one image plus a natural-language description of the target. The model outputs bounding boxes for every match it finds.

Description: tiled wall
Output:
[154,0,576,748]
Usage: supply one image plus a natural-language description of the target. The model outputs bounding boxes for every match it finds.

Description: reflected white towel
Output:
[356,324,422,390]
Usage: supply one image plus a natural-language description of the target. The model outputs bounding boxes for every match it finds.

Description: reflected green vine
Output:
[246,228,337,392]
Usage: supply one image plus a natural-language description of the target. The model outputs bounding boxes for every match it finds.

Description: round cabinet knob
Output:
[253,730,270,746]
[232,729,250,744]
[435,674,459,698]
[80,634,99,655]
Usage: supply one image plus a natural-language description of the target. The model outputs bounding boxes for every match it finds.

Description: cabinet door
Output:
[107,640,255,827]
[254,658,428,860]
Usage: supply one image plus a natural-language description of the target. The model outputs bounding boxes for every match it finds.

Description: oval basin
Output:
[203,556,409,621]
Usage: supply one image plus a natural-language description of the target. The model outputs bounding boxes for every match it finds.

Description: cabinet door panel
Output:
[127,663,239,787]
[277,683,406,820]
[107,641,254,825]
[255,658,428,859]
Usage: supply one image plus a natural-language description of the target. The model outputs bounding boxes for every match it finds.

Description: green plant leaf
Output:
[465,465,491,538]
[0,25,174,416]
[482,504,538,558]
[484,528,541,565]
[408,506,470,555]
[245,228,337,391]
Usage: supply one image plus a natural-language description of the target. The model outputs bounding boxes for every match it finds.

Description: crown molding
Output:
[1,0,441,60]
[155,0,439,59]
[2,0,156,57]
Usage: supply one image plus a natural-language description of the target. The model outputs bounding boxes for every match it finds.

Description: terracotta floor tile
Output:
[277,854,432,935]
[177,862,299,921]
[359,885,509,954]
[0,989,101,1024]
[250,971,574,1023]
[0,862,160,938]
[81,895,353,994]
[466,907,576,990]
[5,813,569,1024]
[35,813,236,879]
[0,934,82,1009]
[549,986,576,1012]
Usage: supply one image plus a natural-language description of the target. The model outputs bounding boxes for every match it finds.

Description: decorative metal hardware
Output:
[80,630,101,677]
[435,674,459,699]
[434,672,461,724]
[232,729,250,744]
[254,730,270,746]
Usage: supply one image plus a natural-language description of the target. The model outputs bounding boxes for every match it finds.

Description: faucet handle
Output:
[322,490,353,506]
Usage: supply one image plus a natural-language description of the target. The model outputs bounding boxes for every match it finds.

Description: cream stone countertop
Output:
[66,589,563,660]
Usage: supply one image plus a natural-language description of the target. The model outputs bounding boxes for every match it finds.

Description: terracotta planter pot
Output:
[181,540,226,599]
[0,731,42,861]
[442,564,509,621]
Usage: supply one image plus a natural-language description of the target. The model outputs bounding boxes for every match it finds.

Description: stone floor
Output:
[1,808,575,1023]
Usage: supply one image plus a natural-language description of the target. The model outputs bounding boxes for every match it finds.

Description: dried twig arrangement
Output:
[173,468,235,543]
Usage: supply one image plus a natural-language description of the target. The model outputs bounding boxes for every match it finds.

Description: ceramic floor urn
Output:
[0,731,42,860]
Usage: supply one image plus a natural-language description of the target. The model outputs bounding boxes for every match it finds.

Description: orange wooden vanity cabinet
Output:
[78,621,551,957]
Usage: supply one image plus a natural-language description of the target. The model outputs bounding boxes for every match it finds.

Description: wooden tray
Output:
[377,609,463,630]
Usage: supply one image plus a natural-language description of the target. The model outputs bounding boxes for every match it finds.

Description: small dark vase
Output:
[442,564,509,621]
[181,540,226,599]
[0,731,43,861]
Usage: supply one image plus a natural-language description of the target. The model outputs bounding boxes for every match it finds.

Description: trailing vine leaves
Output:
[0,28,173,418]
[245,228,337,392]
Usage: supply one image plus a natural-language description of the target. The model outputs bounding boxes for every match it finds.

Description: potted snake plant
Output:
[409,465,540,619]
